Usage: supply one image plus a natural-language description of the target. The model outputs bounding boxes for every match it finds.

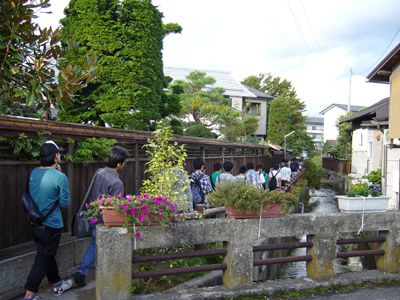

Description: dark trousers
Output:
[24,226,62,293]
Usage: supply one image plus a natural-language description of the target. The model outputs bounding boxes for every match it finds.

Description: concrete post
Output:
[223,241,253,288]
[96,226,132,300]
[377,228,400,273]
[306,234,337,281]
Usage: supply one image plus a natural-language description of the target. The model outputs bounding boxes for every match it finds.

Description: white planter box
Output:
[336,195,389,213]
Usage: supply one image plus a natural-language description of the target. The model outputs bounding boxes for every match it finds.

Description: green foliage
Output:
[67,137,116,163]
[336,113,353,159]
[8,133,46,160]
[184,123,217,138]
[305,157,323,189]
[59,0,180,130]
[208,181,297,213]
[140,127,189,211]
[347,172,382,197]
[171,71,258,141]
[243,73,309,155]
[0,0,96,118]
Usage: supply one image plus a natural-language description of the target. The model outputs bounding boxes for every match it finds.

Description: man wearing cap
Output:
[23,141,73,300]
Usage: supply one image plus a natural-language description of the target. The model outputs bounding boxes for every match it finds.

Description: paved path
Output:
[309,286,400,300]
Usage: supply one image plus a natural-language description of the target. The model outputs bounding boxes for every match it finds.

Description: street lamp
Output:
[284,131,295,160]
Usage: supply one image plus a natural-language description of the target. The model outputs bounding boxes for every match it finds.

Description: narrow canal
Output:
[280,188,363,278]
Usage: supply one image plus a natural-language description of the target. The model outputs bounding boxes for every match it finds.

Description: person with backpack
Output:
[235,165,247,181]
[268,164,281,191]
[23,141,72,300]
[189,158,213,208]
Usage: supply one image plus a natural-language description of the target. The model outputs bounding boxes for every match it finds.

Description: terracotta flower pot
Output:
[225,204,282,219]
[101,206,163,227]
[101,207,126,227]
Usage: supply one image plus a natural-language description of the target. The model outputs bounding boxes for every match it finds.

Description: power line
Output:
[286,0,312,55]
[298,0,323,52]
[362,24,400,74]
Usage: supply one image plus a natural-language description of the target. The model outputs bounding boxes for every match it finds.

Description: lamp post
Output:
[284,131,295,160]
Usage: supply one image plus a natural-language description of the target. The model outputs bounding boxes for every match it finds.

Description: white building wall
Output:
[323,106,347,142]
[386,148,400,209]
[254,100,267,136]
[351,128,383,175]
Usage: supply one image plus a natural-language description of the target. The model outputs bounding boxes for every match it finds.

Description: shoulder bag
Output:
[71,168,102,238]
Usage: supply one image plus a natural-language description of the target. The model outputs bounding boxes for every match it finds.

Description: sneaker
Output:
[73,272,87,288]
[23,296,41,300]
[53,279,73,296]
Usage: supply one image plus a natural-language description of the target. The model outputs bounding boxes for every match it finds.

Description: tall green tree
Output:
[59,0,181,130]
[0,0,96,118]
[243,73,312,155]
[336,112,353,159]
[171,71,258,141]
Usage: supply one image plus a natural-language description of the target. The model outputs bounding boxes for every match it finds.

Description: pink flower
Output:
[85,203,89,209]
[107,196,113,203]
[126,195,132,202]
[117,193,123,200]
[135,232,141,238]
[161,197,167,203]
[141,205,149,213]
[138,215,146,222]
[123,204,129,211]
[90,216,98,224]
[154,198,161,205]
[130,208,137,215]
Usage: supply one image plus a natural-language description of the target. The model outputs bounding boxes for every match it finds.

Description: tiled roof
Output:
[340,97,389,123]
[241,84,273,100]
[320,103,365,114]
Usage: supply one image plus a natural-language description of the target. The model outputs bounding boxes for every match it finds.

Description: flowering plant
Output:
[347,178,382,197]
[86,193,179,238]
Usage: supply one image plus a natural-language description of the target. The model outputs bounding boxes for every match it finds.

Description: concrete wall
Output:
[97,212,400,299]
[323,106,347,142]
[0,237,91,300]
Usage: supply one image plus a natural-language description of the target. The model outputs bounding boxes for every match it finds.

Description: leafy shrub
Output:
[304,157,322,189]
[208,181,297,213]
[184,123,217,138]
[347,178,381,197]
[67,138,116,163]
[8,133,46,160]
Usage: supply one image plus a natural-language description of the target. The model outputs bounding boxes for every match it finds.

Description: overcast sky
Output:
[39,0,399,116]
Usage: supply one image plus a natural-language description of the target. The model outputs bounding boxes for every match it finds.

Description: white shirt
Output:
[280,167,291,182]
[268,170,281,187]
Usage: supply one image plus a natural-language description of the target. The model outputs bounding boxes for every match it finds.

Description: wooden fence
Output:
[0,115,284,256]
[322,156,351,175]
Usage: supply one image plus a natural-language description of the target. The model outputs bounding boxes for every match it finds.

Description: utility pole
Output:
[347,68,352,112]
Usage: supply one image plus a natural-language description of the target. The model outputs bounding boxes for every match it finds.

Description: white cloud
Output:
[40,0,395,116]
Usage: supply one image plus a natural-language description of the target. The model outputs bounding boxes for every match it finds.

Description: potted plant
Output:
[86,193,179,237]
[337,170,389,213]
[207,181,297,219]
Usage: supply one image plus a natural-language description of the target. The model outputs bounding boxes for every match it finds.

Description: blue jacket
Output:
[29,168,70,229]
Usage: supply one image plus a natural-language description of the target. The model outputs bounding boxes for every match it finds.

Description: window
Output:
[246,102,261,116]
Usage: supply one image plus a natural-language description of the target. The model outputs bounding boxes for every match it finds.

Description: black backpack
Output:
[190,174,205,207]
[21,172,59,226]
[268,171,279,190]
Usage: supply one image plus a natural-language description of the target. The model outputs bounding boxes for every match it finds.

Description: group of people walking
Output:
[186,157,302,210]
[22,141,301,300]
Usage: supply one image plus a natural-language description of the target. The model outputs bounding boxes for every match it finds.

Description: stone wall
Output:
[97,212,400,299]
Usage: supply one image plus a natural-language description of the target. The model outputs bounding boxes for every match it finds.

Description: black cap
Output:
[40,141,60,159]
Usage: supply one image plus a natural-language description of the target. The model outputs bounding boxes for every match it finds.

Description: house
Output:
[341,98,389,176]
[367,42,400,209]
[164,67,274,139]
[305,117,324,149]
[320,104,364,143]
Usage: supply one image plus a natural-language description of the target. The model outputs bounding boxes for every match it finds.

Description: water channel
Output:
[280,188,363,278]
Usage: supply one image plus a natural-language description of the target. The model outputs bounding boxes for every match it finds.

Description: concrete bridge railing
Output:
[96,211,400,300]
